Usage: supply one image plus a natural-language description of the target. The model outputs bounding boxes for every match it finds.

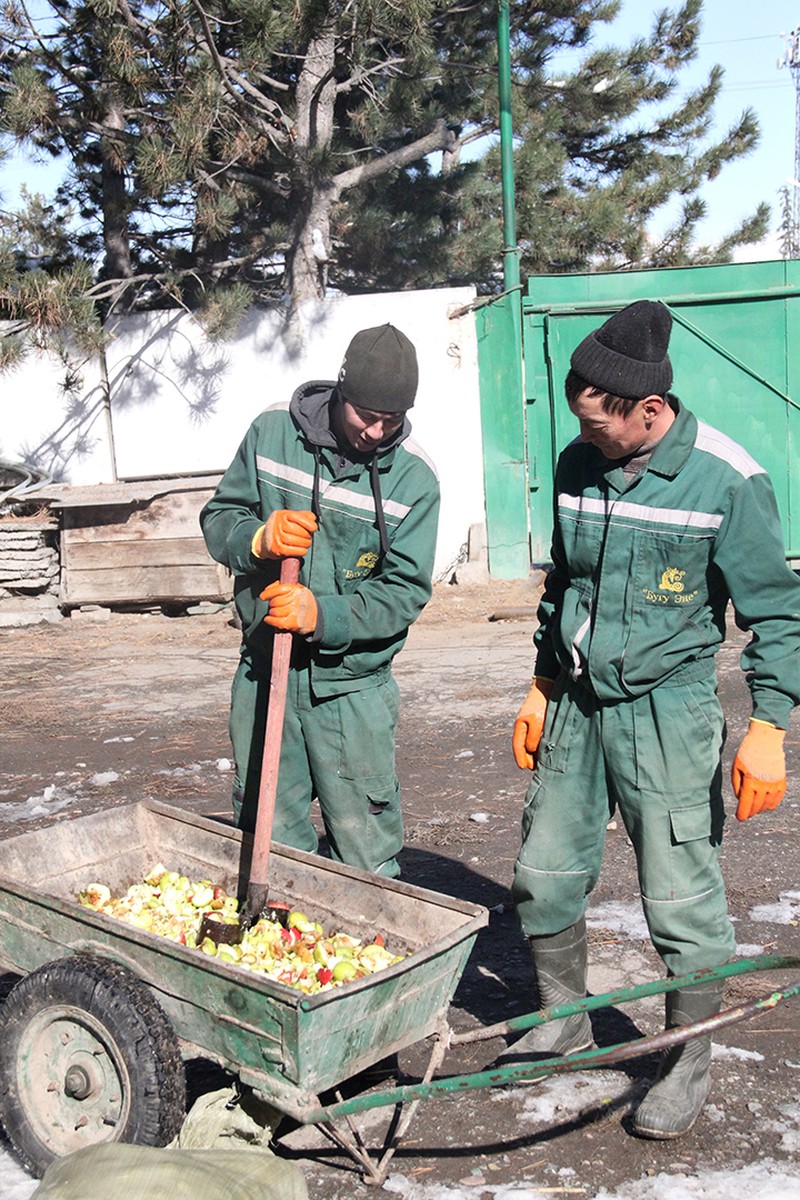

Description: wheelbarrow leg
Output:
[315,1114,383,1183]
[313,1015,452,1186]
[371,1014,451,1183]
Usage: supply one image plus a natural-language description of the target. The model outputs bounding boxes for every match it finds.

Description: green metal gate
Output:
[521,259,800,569]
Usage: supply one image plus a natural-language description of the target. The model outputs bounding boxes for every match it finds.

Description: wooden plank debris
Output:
[41,477,232,608]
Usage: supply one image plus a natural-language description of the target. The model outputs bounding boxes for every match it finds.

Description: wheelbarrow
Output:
[0,799,797,1184]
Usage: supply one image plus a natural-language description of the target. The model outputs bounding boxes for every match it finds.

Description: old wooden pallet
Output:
[40,476,231,607]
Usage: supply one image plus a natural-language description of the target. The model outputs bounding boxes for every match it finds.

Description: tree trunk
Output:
[99,87,133,305]
[285,22,338,312]
[282,17,460,334]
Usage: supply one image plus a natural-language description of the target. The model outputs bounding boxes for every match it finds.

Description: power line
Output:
[699,35,780,47]
[549,31,785,62]
[722,80,793,92]
[778,27,800,256]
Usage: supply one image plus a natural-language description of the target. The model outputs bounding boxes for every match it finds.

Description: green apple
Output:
[332,960,358,982]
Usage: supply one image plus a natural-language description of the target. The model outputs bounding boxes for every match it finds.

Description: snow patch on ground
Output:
[0,1146,36,1200]
[763,1101,800,1154]
[496,1071,631,1127]
[0,784,76,822]
[586,900,649,941]
[90,770,119,786]
[158,763,207,776]
[734,942,766,957]
[749,891,800,924]
[383,1160,800,1200]
[711,1043,764,1062]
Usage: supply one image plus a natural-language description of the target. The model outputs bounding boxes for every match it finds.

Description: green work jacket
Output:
[534,397,800,728]
[200,390,440,696]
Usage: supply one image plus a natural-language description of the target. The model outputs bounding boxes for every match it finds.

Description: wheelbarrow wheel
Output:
[0,953,186,1178]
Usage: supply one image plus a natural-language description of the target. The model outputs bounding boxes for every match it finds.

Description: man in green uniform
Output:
[200,324,440,877]
[505,300,800,1138]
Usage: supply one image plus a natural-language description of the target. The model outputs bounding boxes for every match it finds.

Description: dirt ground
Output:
[1,579,799,1196]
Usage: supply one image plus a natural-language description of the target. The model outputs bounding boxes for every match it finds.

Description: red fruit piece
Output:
[266,900,291,927]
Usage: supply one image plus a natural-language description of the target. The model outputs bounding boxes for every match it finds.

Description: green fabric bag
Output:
[31,1087,306,1200]
[31,1143,308,1200]
[169,1085,283,1150]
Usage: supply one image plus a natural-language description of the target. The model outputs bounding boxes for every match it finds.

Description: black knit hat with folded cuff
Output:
[570,300,673,400]
[338,323,419,413]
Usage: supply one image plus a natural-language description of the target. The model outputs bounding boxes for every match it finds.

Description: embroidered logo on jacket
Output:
[659,567,685,593]
[344,550,380,580]
[642,566,698,606]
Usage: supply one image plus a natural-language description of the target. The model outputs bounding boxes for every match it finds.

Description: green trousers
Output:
[512,671,736,977]
[229,651,403,878]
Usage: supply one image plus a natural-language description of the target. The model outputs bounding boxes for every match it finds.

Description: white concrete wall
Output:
[0,343,115,485]
[2,288,486,578]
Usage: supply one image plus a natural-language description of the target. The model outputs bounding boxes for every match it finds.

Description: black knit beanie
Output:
[570,300,673,400]
[337,324,419,412]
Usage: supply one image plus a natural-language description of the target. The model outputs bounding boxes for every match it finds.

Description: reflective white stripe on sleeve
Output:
[695,422,766,480]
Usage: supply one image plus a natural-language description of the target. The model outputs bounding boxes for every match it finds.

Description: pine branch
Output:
[333,119,459,193]
[185,0,293,145]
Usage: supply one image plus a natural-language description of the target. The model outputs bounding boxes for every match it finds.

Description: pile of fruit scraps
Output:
[77,864,403,995]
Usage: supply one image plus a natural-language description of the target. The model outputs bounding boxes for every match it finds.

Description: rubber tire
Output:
[0,953,186,1177]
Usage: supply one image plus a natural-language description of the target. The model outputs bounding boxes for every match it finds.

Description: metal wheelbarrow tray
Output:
[0,799,487,1175]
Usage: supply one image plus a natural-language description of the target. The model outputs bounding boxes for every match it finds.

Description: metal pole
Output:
[498,0,520,292]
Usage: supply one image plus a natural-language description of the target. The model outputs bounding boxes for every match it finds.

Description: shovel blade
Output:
[239,881,271,931]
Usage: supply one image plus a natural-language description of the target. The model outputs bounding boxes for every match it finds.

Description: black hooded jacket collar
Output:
[288,381,411,557]
[289,381,411,460]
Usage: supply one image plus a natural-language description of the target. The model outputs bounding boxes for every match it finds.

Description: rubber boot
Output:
[496,918,593,1063]
[632,979,725,1139]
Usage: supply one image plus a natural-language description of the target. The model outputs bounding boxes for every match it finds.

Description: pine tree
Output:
[509,2,768,275]
[0,0,771,347]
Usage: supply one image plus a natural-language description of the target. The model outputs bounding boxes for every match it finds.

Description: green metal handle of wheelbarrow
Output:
[304,954,800,1124]
[450,951,800,1044]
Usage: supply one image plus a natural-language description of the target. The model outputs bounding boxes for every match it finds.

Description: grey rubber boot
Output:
[496,918,593,1063]
[632,979,726,1139]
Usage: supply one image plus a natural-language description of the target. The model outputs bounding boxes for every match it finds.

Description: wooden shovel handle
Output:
[246,555,301,911]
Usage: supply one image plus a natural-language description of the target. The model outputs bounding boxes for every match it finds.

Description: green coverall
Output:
[200,383,439,879]
[513,671,734,975]
[513,397,800,978]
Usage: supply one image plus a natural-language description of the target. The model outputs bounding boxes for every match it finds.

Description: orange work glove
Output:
[260,581,318,635]
[731,718,786,822]
[253,510,318,559]
[512,676,554,770]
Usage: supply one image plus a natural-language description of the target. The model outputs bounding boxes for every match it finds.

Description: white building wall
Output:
[1,344,114,484]
[2,288,485,578]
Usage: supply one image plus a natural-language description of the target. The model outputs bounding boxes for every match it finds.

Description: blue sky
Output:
[560,0,797,257]
[1,1,796,260]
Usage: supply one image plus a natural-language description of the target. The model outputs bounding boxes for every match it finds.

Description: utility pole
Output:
[497,0,520,294]
[779,27,800,257]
